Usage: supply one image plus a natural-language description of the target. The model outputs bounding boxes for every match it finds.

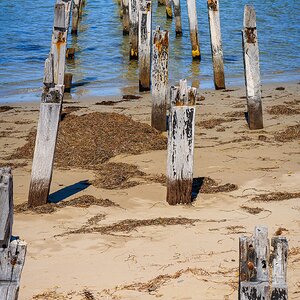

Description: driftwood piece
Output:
[271,237,288,300]
[242,5,263,130]
[0,168,13,249]
[207,0,225,89]
[151,27,169,131]
[138,1,151,91]
[172,0,182,36]
[166,80,197,205]
[129,0,139,59]
[187,0,200,59]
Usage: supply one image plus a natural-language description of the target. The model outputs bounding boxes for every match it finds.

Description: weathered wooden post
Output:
[72,0,81,35]
[28,2,69,207]
[187,0,200,60]
[165,0,173,18]
[64,72,73,92]
[271,237,288,299]
[151,27,169,131]
[166,80,197,205]
[239,226,270,300]
[122,0,130,34]
[138,1,152,91]
[207,0,225,89]
[242,5,263,130]
[158,0,166,6]
[129,0,139,59]
[66,47,75,59]
[0,168,27,300]
[173,0,182,36]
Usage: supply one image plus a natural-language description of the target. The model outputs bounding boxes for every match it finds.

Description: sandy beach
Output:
[0,81,299,299]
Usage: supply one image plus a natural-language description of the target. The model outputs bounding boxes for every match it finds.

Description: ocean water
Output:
[0,0,299,102]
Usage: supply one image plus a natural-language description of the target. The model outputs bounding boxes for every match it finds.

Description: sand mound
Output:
[267,105,300,115]
[10,112,167,169]
[274,124,300,142]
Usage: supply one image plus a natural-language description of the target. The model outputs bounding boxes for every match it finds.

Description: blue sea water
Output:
[0,0,299,102]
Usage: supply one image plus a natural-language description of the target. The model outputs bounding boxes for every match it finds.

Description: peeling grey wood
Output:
[43,54,55,88]
[172,0,182,36]
[166,80,197,205]
[242,5,263,130]
[271,237,288,300]
[0,240,27,300]
[0,168,13,249]
[28,102,62,207]
[207,0,225,89]
[138,2,151,91]
[72,0,81,34]
[187,0,200,59]
[151,27,169,131]
[165,0,172,18]
[122,0,130,34]
[240,281,270,300]
[129,0,139,59]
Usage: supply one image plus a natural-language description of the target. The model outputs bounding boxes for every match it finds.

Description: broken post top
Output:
[0,167,13,248]
[244,5,256,28]
[171,79,197,107]
[54,3,66,31]
[207,0,218,11]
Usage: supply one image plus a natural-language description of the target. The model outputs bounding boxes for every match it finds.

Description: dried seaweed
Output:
[274,125,300,142]
[0,106,14,113]
[224,111,245,118]
[240,205,264,215]
[82,289,97,300]
[251,192,300,202]
[274,227,288,236]
[199,177,238,194]
[15,195,118,214]
[32,290,69,300]
[65,217,200,236]
[196,118,236,129]
[267,105,300,115]
[10,112,167,168]
[226,225,246,234]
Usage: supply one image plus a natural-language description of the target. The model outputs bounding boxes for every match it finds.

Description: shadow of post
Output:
[49,180,91,204]
[191,177,205,201]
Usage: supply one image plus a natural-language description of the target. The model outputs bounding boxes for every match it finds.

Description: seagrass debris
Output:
[14,195,118,214]
[251,192,300,202]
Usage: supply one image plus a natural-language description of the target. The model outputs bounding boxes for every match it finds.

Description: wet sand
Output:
[0,81,299,299]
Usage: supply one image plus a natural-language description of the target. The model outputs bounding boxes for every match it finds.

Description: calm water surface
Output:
[0,0,299,102]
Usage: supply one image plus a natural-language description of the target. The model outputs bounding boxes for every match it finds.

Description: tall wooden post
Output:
[72,0,81,35]
[138,1,152,91]
[151,27,169,131]
[239,226,270,300]
[0,168,27,300]
[173,0,182,36]
[165,0,173,18]
[166,80,197,206]
[271,237,288,299]
[122,0,130,35]
[207,0,225,89]
[129,0,139,59]
[242,5,263,130]
[28,2,69,207]
[187,0,200,60]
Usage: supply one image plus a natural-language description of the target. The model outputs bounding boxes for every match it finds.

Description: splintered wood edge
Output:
[244,5,256,28]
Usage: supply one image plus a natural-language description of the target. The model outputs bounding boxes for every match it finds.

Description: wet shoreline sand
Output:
[0,81,299,299]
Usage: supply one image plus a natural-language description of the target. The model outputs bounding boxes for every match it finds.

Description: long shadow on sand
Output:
[49,180,91,203]
[192,177,205,201]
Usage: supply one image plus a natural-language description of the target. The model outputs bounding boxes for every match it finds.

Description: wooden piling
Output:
[239,226,270,300]
[66,47,75,59]
[0,168,13,249]
[271,237,288,300]
[207,0,225,89]
[64,72,73,92]
[187,0,200,60]
[151,27,169,131]
[158,0,166,6]
[165,0,173,19]
[242,5,263,130]
[0,168,27,300]
[122,0,130,35]
[72,0,81,35]
[129,0,139,59]
[172,0,182,36]
[166,80,197,205]
[138,1,151,91]
[28,2,69,207]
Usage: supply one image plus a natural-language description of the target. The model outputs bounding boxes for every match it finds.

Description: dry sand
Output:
[0,81,299,299]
